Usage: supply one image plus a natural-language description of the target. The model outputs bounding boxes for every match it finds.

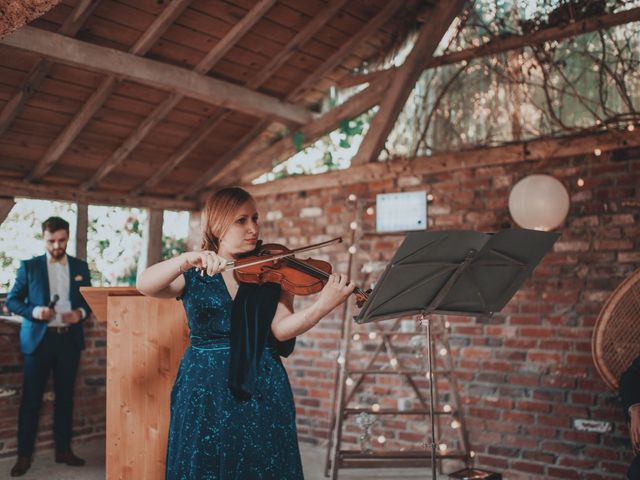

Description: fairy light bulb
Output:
[427,193,434,202]
[371,403,380,412]
[348,194,357,202]
[350,221,358,230]
[337,356,345,365]
[594,148,602,156]
[628,124,635,132]
[577,178,585,187]
[366,207,375,216]
[368,332,377,340]
[348,245,357,254]
[377,435,386,444]
[439,347,448,356]
[444,321,450,329]
[346,377,354,386]
[353,333,361,341]
[470,450,476,458]
[443,404,452,413]
[439,443,448,452]
[451,419,461,429]
[390,358,398,367]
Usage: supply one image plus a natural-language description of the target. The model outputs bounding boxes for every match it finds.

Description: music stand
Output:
[354,229,559,479]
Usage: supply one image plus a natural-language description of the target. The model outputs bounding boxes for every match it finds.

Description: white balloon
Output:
[508,174,570,231]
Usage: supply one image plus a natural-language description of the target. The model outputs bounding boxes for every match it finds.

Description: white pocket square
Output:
[74,274,83,281]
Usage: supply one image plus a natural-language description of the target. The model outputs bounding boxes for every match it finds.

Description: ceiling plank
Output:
[132,0,348,195]
[243,128,640,197]
[24,0,193,182]
[338,6,640,87]
[0,178,198,210]
[1,26,313,125]
[0,0,99,137]
[86,0,276,193]
[188,1,404,195]
[350,0,467,166]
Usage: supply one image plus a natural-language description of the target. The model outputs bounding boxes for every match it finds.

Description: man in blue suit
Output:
[7,216,92,477]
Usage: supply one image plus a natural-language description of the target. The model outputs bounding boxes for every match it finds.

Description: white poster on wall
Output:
[376,191,427,233]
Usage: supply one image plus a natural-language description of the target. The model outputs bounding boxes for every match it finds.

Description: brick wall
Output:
[0,148,636,479]
[256,148,639,479]
[0,316,106,457]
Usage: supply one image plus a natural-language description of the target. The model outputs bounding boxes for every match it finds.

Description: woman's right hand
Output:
[181,251,230,276]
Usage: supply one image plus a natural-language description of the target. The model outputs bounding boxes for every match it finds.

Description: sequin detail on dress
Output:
[165,268,304,479]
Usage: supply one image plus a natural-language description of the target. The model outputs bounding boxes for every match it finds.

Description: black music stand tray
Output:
[353,228,559,479]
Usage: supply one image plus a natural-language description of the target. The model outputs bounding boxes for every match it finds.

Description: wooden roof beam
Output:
[82,0,276,192]
[187,1,404,196]
[131,0,348,196]
[0,178,198,210]
[244,128,640,197]
[1,26,313,125]
[338,6,640,88]
[23,0,193,183]
[350,0,467,166]
[0,0,99,137]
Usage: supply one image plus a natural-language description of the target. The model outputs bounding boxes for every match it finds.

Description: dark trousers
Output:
[17,330,81,456]
[630,454,640,480]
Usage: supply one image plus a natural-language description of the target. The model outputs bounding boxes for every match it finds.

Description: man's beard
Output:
[50,249,66,260]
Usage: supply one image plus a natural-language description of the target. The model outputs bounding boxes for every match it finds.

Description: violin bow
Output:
[220,237,343,272]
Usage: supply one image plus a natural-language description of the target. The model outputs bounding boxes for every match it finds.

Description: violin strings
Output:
[285,257,368,298]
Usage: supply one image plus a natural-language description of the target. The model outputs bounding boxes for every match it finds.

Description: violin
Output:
[222,238,370,308]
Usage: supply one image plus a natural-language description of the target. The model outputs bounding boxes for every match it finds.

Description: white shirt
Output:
[32,253,85,326]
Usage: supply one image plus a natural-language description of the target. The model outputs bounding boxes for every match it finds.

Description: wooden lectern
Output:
[81,287,189,480]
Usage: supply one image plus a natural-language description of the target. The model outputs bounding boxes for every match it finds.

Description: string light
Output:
[444,321,451,329]
[349,221,358,230]
[368,332,378,340]
[348,194,357,202]
[470,450,476,458]
[371,403,381,412]
[443,404,452,413]
[337,356,345,365]
[628,124,635,132]
[577,178,585,187]
[346,377,354,386]
[353,333,361,341]
[439,443,448,452]
[439,347,448,356]
[390,358,398,367]
[451,419,461,429]
[377,435,386,444]
[366,207,375,216]
[594,148,602,156]
[427,193,434,202]
[348,245,357,254]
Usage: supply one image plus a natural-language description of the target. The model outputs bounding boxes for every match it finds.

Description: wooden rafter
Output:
[95,0,277,194]
[132,0,349,196]
[338,6,640,88]
[350,0,467,166]
[0,0,99,137]
[2,26,313,125]
[0,178,198,210]
[243,128,640,197]
[187,1,404,196]
[24,0,192,182]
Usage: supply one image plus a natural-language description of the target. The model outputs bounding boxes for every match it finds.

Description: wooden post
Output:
[146,209,164,269]
[75,203,88,260]
[0,197,16,225]
[186,211,201,252]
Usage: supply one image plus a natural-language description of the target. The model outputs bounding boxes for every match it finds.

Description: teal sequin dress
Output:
[166,268,304,479]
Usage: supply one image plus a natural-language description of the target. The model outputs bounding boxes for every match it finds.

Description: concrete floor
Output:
[0,437,433,479]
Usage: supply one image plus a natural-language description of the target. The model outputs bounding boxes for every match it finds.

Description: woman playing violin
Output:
[136,186,355,480]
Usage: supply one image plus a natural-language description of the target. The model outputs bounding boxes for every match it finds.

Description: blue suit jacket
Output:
[6,254,92,354]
